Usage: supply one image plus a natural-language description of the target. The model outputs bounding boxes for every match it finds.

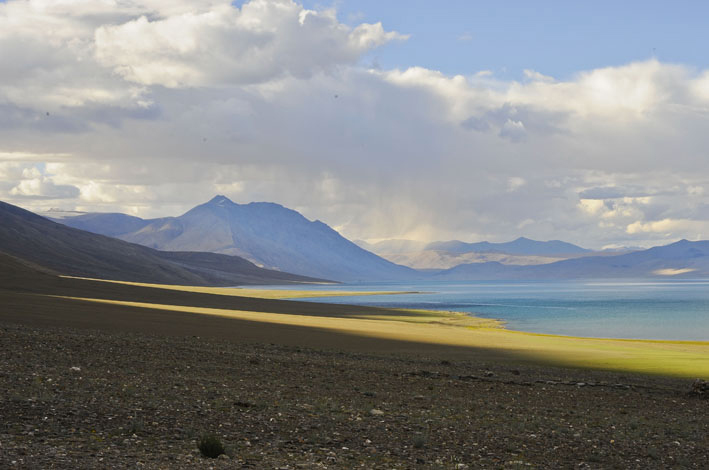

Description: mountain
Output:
[434,239,709,280]
[48,211,152,237]
[425,237,590,256]
[354,239,428,255]
[0,251,58,282]
[377,251,565,270]
[52,196,419,282]
[0,201,322,286]
[357,237,586,270]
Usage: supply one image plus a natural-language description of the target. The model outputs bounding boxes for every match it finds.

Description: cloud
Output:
[523,69,554,83]
[2,1,709,248]
[461,103,566,139]
[6,163,80,199]
[507,177,526,192]
[94,0,407,87]
[0,151,72,162]
[578,186,653,200]
[653,268,697,276]
[578,199,605,215]
[626,218,701,235]
[499,119,526,142]
[460,115,490,131]
[0,0,404,112]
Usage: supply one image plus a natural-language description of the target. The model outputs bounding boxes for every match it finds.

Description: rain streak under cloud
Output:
[2,0,709,249]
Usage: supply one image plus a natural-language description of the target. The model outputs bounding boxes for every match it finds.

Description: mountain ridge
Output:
[52,195,419,282]
[0,200,323,286]
[46,197,709,281]
[425,236,590,256]
[434,239,709,280]
[357,236,592,270]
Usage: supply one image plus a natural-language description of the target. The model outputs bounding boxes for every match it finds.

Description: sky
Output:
[299,0,709,80]
[2,0,709,249]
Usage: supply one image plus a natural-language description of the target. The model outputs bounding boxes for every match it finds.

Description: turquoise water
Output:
[270,280,709,341]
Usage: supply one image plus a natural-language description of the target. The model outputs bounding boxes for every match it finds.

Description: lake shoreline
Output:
[6,276,707,378]
[285,279,709,342]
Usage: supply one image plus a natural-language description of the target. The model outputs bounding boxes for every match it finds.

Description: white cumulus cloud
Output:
[94,0,407,87]
[2,1,709,248]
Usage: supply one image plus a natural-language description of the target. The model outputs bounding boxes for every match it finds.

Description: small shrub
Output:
[689,378,708,398]
[646,446,660,460]
[198,433,225,458]
[128,417,144,435]
[413,435,426,449]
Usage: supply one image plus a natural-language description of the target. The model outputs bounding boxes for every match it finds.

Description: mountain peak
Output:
[206,195,234,207]
[51,196,416,282]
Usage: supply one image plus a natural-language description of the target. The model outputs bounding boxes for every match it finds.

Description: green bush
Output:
[198,433,225,458]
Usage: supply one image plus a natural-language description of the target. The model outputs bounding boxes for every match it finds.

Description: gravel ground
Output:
[1,322,707,469]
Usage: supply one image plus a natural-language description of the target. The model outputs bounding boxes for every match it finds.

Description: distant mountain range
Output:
[354,239,428,255]
[372,251,567,270]
[51,196,418,282]
[357,236,590,257]
[36,196,709,281]
[0,201,321,286]
[356,236,592,269]
[434,239,709,280]
[425,237,590,256]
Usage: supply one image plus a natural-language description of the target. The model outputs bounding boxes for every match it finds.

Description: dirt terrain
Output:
[1,264,707,468]
[1,320,707,469]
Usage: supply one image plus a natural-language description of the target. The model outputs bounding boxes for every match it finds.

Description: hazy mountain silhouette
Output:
[53,196,418,282]
[435,239,709,280]
[425,237,590,256]
[1,201,322,286]
[354,239,428,254]
[356,237,577,270]
[49,212,152,237]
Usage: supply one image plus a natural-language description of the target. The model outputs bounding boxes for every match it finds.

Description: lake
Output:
[269,280,709,341]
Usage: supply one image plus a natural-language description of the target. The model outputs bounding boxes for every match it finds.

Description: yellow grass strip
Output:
[56,295,709,378]
[59,276,411,299]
